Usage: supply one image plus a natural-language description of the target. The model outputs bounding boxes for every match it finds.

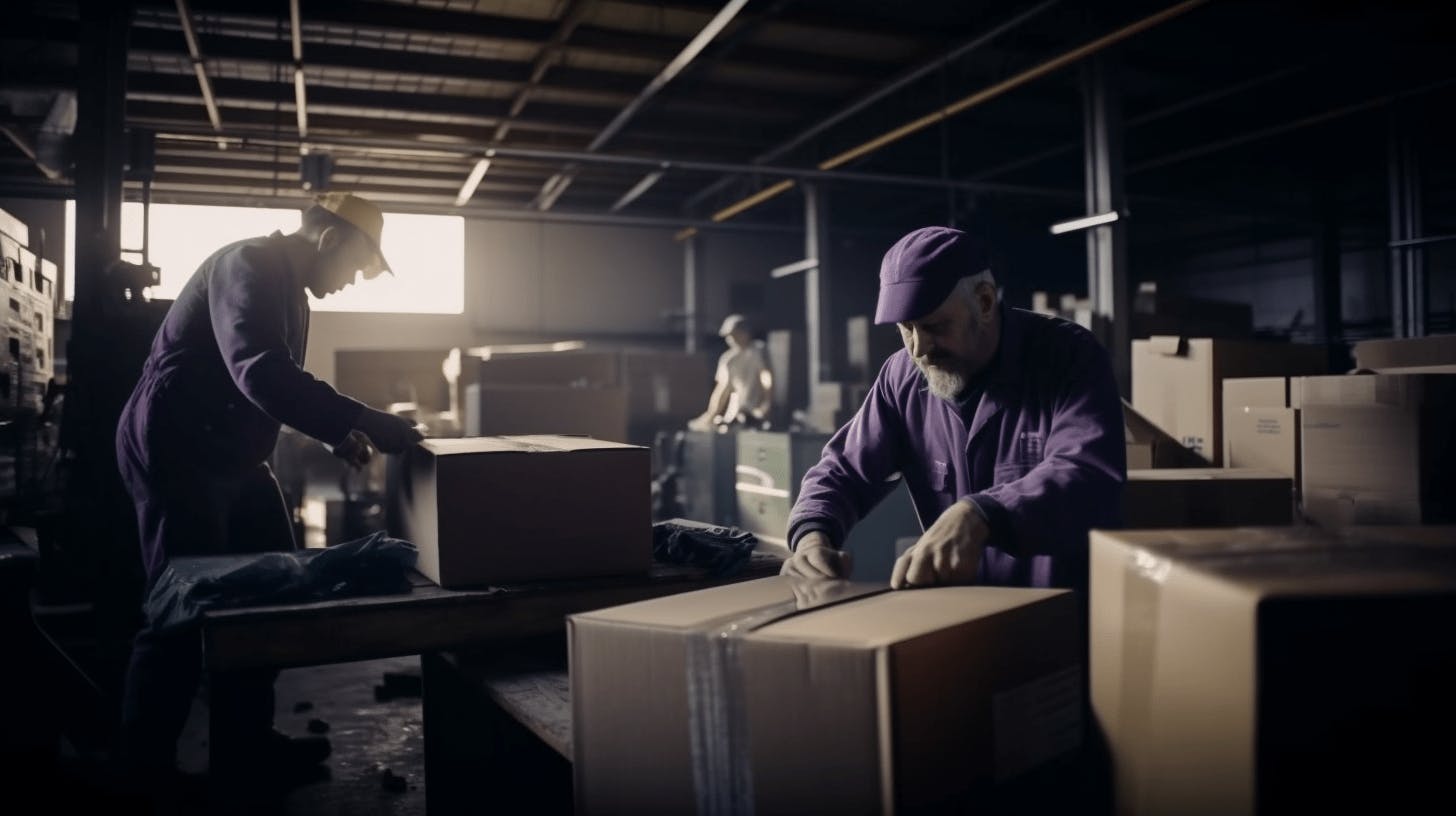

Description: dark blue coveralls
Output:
[115,232,365,768]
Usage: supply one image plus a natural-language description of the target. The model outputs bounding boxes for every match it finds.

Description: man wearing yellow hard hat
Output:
[114,193,423,781]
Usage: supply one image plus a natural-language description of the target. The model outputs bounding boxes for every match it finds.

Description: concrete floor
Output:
[178,656,428,815]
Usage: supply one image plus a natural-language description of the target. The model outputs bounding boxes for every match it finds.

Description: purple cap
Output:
[874,227,989,324]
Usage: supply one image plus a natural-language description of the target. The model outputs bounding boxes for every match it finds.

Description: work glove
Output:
[354,407,426,454]
[330,429,375,469]
[891,500,988,590]
[779,531,853,579]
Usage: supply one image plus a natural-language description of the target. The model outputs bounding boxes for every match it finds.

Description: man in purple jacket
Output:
[115,193,423,781]
[782,226,1125,591]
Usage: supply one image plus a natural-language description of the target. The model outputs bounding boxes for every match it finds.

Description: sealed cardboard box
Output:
[401,435,650,587]
[1090,526,1456,816]
[1124,468,1292,528]
[1131,337,1325,464]
[1221,377,1303,485]
[1352,334,1456,372]
[571,577,1081,815]
[1299,373,1456,525]
[464,383,629,443]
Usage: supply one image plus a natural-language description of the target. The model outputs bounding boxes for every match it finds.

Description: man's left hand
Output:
[891,500,989,590]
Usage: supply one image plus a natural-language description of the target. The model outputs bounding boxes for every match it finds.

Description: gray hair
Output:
[953,269,996,304]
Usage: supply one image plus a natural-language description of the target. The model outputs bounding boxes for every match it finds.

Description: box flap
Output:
[1146,335,1185,356]
[754,586,1068,649]
[420,435,643,456]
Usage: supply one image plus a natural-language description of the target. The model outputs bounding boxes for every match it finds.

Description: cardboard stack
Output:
[1299,373,1456,526]
[571,578,1082,814]
[1351,334,1456,373]
[1091,526,1456,815]
[400,435,650,587]
[1123,468,1292,528]
[1221,377,1303,488]
[1132,336,1325,465]
[451,345,630,442]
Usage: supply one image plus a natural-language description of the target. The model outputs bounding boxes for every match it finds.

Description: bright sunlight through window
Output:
[64,202,464,315]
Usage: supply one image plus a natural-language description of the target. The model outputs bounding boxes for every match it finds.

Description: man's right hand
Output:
[779,531,853,579]
[354,407,425,454]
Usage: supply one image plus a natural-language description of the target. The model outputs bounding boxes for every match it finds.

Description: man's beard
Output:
[916,360,969,400]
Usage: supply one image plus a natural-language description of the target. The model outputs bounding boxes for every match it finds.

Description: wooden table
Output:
[183,550,783,807]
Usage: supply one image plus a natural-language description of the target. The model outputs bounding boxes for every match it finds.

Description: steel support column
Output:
[803,183,833,390]
[684,233,700,354]
[1388,113,1424,338]
[1312,186,1343,361]
[1082,57,1130,396]
[73,0,131,324]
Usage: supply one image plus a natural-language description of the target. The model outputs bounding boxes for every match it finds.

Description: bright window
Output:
[64,202,464,315]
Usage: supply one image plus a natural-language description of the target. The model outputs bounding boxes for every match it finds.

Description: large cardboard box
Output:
[1131,337,1325,464]
[401,435,650,587]
[1352,334,1456,372]
[1090,526,1456,816]
[1123,468,1292,528]
[1221,377,1304,486]
[464,383,629,443]
[571,578,1082,814]
[1299,373,1456,525]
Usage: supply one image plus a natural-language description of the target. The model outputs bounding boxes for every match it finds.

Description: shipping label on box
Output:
[401,435,650,587]
[570,577,1080,814]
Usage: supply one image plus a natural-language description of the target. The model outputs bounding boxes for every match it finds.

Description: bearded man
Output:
[781,226,1126,591]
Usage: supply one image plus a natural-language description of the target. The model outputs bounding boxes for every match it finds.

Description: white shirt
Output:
[716,340,771,420]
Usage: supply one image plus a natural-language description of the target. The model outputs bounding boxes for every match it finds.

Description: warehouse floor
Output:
[171,655,430,815]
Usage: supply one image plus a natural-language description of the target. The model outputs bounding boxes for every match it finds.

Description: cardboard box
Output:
[464,383,629,443]
[1221,377,1303,486]
[1352,334,1456,372]
[1299,374,1456,525]
[1123,400,1208,468]
[619,349,712,425]
[335,348,452,410]
[571,577,1081,814]
[401,435,650,587]
[1090,526,1456,816]
[1132,337,1325,464]
[1123,468,1292,528]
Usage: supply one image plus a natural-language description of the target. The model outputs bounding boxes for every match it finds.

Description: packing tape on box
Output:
[685,579,889,816]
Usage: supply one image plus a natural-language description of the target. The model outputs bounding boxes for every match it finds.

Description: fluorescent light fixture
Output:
[609,170,665,213]
[454,156,491,206]
[770,258,819,279]
[293,67,308,138]
[538,172,573,211]
[1049,210,1120,235]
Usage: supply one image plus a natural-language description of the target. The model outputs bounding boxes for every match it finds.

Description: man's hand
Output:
[891,500,989,590]
[355,407,426,454]
[331,429,374,469]
[779,531,853,579]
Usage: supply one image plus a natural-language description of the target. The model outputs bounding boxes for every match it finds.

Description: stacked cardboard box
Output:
[1123,468,1292,528]
[399,435,650,587]
[451,346,630,442]
[1091,526,1456,815]
[1132,337,1325,464]
[1221,377,1303,489]
[1123,400,1208,468]
[1299,373,1456,526]
[571,578,1082,814]
[1351,334,1456,373]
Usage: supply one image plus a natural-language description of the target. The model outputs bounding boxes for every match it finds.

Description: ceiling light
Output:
[455,156,491,206]
[1049,210,1120,235]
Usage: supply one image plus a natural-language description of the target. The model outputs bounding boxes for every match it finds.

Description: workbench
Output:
[180,550,783,809]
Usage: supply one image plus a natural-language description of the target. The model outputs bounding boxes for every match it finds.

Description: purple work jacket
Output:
[117,232,364,478]
[788,307,1126,589]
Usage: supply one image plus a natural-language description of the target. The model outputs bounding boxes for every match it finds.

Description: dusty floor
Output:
[178,656,428,816]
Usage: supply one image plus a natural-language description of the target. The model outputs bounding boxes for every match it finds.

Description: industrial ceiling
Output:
[1,0,1452,233]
